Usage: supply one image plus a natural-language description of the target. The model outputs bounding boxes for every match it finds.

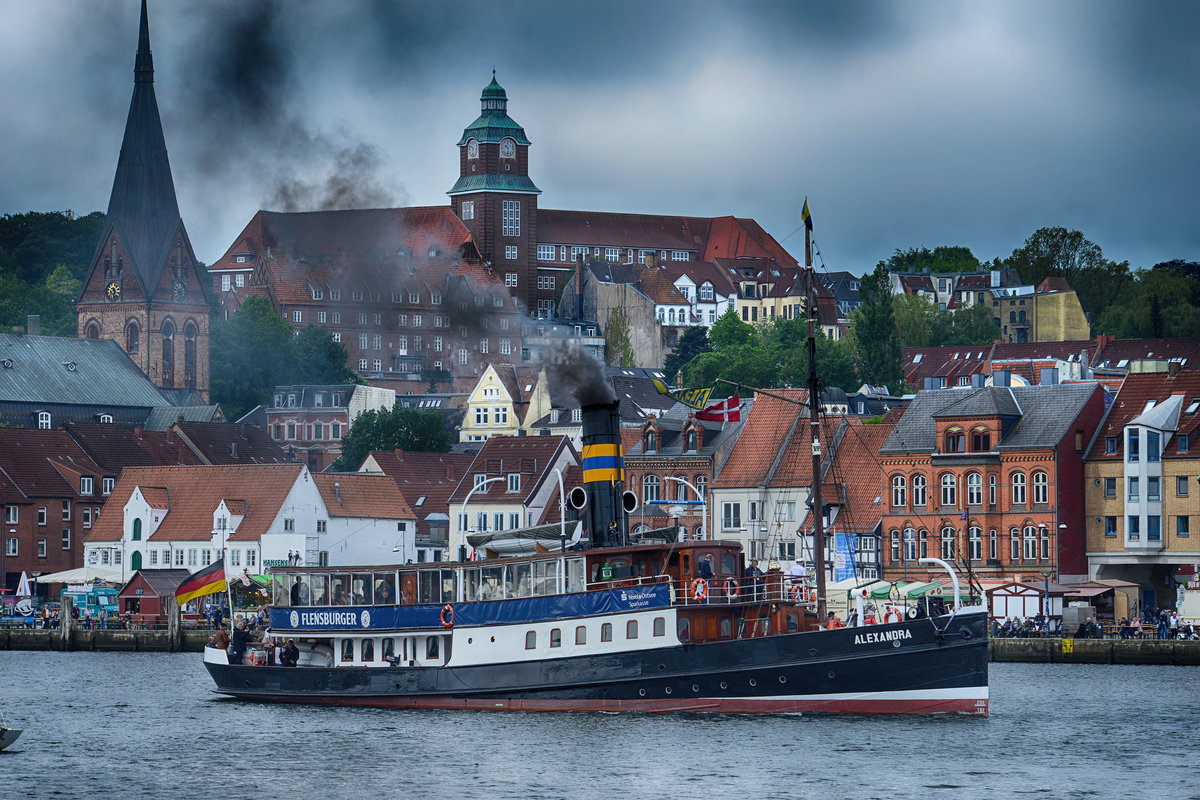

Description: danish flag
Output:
[696,395,741,423]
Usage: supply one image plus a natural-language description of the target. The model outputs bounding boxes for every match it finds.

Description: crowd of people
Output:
[205,614,302,667]
[992,609,1198,639]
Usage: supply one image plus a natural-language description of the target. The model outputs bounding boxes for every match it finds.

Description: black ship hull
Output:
[205,610,989,715]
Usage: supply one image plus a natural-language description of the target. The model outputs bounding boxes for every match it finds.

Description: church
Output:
[75,1,210,402]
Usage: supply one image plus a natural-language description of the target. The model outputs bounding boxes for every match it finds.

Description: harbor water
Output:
[1,652,1198,800]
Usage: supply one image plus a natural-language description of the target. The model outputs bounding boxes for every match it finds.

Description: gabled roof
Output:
[1092,337,1200,372]
[360,450,477,537]
[713,390,808,488]
[881,383,1103,453]
[0,334,174,409]
[85,464,306,543]
[313,473,415,520]
[63,421,203,472]
[1088,371,1200,460]
[932,386,1023,419]
[449,436,575,505]
[0,429,105,499]
[538,210,707,251]
[172,421,290,465]
[803,418,893,534]
[702,217,799,266]
[94,0,193,301]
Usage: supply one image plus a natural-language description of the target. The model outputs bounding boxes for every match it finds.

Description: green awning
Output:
[869,582,913,599]
[904,581,943,598]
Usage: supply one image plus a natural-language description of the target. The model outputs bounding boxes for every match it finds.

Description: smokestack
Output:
[579,400,628,548]
[575,253,584,320]
[27,315,40,336]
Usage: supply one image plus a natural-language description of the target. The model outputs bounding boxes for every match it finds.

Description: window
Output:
[549,628,562,648]
[988,474,997,506]
[903,529,917,562]
[62,529,70,550]
[1010,528,1021,559]
[601,623,613,642]
[359,334,368,350]
[505,245,518,260]
[1178,476,1190,497]
[1148,515,1161,541]
[890,530,901,562]
[462,200,475,220]
[474,407,489,426]
[507,473,521,493]
[1148,476,1160,502]
[972,430,991,451]
[1023,526,1037,560]
[499,339,511,355]
[1180,435,1190,453]
[38,411,51,429]
[62,500,70,521]
[941,527,956,559]
[221,274,231,291]
[696,475,708,499]
[626,620,638,639]
[642,475,659,503]
[722,502,741,529]
[645,431,657,452]
[1105,516,1117,537]
[1011,473,1026,505]
[912,475,926,507]
[1105,437,1117,454]
[459,349,468,365]
[38,506,47,525]
[967,473,982,506]
[1104,477,1117,498]
[317,311,326,324]
[525,631,536,650]
[1032,472,1048,505]
[38,538,46,558]
[988,528,998,560]
[1147,431,1160,462]
[82,507,92,528]
[1128,516,1140,540]
[373,334,382,350]
[502,200,520,236]
[1127,428,1139,462]
[940,474,956,507]
[176,549,185,566]
[1179,516,1190,537]
[284,518,295,532]
[480,338,489,355]
[1128,477,1139,501]
[537,276,556,290]
[537,244,555,261]
[945,430,964,452]
[891,475,906,507]
[4,537,15,556]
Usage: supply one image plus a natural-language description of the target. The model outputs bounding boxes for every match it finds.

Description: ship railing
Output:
[672,575,808,606]
[587,574,673,593]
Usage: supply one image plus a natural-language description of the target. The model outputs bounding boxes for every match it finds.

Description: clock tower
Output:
[448,72,541,312]
[76,0,209,401]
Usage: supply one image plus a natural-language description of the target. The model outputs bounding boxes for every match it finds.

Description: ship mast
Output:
[805,203,827,623]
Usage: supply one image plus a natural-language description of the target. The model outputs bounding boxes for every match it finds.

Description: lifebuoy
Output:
[724,579,739,598]
[440,604,454,628]
[808,588,817,603]
[691,578,708,601]
[882,607,902,624]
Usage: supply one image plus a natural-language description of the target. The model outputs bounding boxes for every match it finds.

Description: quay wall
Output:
[1,627,209,653]
[990,638,1200,666]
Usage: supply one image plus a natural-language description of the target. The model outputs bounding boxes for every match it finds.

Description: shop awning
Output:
[904,581,943,598]
[869,582,918,599]
[1065,586,1113,598]
[34,567,124,585]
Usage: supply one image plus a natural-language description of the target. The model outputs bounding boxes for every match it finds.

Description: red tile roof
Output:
[85,464,305,543]
[713,390,809,488]
[449,435,575,505]
[0,429,105,499]
[362,450,477,537]
[313,473,415,519]
[817,419,893,534]
[1088,371,1200,460]
[537,210,709,251]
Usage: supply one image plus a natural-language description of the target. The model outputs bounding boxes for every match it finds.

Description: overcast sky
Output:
[1,1,1197,275]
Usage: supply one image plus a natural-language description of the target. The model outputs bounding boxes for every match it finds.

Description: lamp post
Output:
[553,468,566,551]
[457,477,504,560]
[663,476,706,540]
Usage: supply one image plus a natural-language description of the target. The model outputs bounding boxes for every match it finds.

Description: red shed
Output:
[119,570,191,625]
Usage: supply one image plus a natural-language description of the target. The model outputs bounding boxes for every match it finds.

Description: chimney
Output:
[334,481,342,502]
[1168,360,1181,377]
[27,315,40,335]
[1040,368,1059,385]
[575,253,585,320]
[994,370,1011,387]
[971,373,986,388]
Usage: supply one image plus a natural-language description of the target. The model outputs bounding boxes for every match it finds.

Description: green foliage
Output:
[210,296,360,420]
[604,306,636,368]
[708,308,756,349]
[1006,226,1133,326]
[663,325,710,382]
[331,406,451,471]
[1094,267,1200,338]
[884,246,980,274]
[0,211,105,335]
[848,263,904,393]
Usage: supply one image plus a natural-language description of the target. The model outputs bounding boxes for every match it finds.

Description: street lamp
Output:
[663,476,706,541]
[457,476,504,560]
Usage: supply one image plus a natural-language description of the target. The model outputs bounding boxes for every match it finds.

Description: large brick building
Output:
[75,1,210,401]
[877,381,1108,585]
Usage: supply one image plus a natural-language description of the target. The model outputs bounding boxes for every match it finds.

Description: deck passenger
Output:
[746,559,765,600]
[280,639,299,666]
[291,577,311,606]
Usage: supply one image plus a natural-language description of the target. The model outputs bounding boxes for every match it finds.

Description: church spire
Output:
[134,0,153,84]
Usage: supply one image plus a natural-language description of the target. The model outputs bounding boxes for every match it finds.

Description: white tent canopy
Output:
[34,566,124,585]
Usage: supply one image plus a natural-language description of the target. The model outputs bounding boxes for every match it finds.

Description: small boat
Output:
[0,720,22,751]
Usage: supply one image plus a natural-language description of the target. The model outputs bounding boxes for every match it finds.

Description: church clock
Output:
[105,280,121,301]
[173,280,187,302]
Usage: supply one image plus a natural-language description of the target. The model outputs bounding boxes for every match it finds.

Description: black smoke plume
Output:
[544,341,615,408]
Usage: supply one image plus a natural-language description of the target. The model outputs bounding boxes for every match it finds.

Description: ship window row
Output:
[335,636,441,664]
[272,557,588,608]
[523,617,667,650]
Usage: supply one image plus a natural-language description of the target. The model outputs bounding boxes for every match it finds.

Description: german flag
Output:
[174,558,227,605]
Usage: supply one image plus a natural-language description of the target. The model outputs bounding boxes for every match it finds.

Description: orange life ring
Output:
[691,578,709,601]
[724,579,739,598]
[808,588,817,603]
[440,604,454,628]
[882,607,902,624]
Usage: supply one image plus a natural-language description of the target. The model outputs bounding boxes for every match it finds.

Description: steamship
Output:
[204,398,990,715]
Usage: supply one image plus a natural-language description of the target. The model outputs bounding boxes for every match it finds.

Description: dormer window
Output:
[686,430,698,452]
[571,409,581,423]
[646,431,657,453]
[944,430,965,453]
[80,476,94,495]
[971,429,991,451]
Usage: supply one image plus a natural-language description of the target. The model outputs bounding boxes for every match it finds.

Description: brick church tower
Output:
[76,0,209,401]
[447,72,541,313]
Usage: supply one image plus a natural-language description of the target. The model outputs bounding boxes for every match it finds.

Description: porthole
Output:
[467,637,473,644]
[658,664,666,671]
[491,636,496,642]
[719,681,728,690]
[665,686,672,695]
[692,684,699,693]
[749,678,757,687]
[639,688,646,697]
[394,683,401,689]
[809,648,818,656]
[778,675,787,684]
[827,670,836,679]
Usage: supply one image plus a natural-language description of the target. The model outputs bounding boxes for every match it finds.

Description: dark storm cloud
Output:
[1,1,1196,270]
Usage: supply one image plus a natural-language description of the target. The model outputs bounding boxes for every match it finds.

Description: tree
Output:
[1006,226,1134,326]
[891,293,936,348]
[603,306,635,368]
[884,246,980,274]
[331,406,451,471]
[708,307,756,349]
[210,297,359,421]
[663,325,710,382]
[849,263,904,392]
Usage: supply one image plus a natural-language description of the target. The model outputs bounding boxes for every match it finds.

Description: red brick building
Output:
[878,381,1108,585]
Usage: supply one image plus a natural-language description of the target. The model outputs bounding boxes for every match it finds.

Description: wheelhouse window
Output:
[341,639,354,662]
[361,639,375,662]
